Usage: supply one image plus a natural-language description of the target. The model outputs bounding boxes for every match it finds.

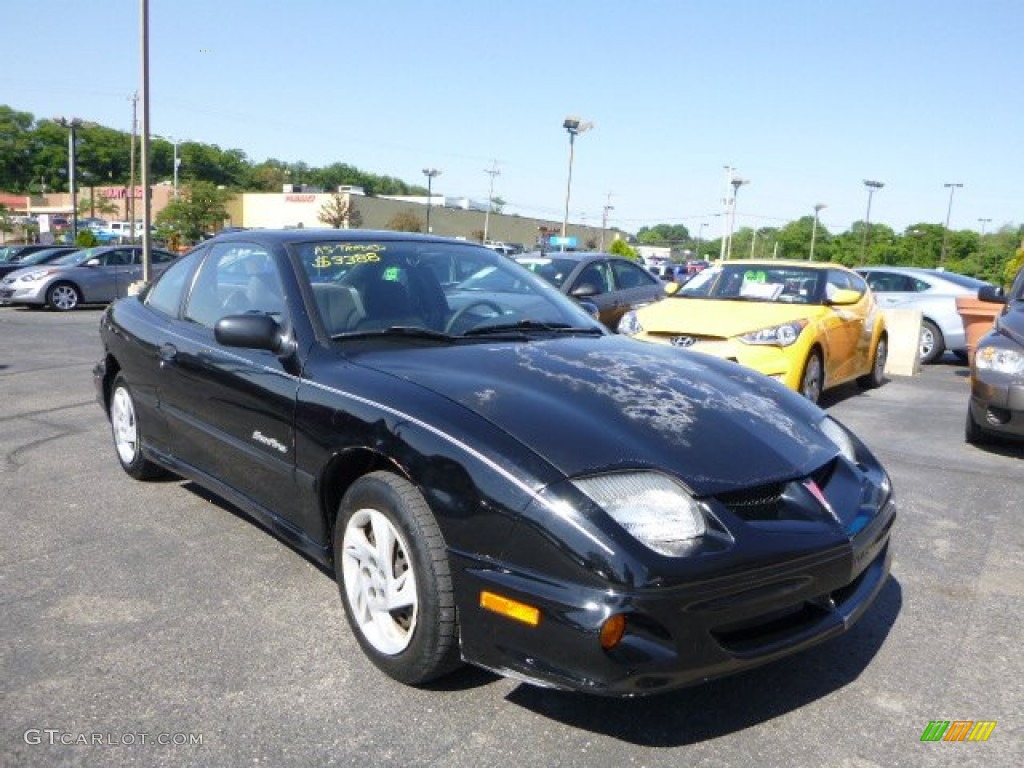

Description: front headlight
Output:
[739,319,808,347]
[573,472,705,556]
[976,344,1024,375]
[819,416,858,464]
[617,310,643,336]
[17,269,52,283]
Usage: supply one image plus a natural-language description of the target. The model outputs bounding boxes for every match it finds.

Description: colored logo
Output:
[920,720,996,742]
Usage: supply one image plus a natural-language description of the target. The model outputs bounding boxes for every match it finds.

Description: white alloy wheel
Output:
[341,507,418,655]
[112,385,141,466]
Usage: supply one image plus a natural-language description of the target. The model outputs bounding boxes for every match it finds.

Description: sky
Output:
[2,0,1021,239]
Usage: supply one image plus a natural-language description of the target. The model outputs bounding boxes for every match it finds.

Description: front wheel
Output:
[799,350,824,403]
[47,282,81,311]
[334,472,461,685]
[858,335,888,389]
[109,375,166,480]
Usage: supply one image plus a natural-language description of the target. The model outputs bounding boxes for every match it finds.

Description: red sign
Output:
[285,194,316,203]
[100,187,143,199]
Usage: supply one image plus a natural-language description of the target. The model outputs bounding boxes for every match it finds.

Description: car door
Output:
[568,260,618,328]
[82,247,135,302]
[156,241,308,530]
[862,270,917,309]
[608,258,664,329]
[822,269,869,383]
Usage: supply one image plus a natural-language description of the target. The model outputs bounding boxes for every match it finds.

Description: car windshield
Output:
[514,256,579,288]
[293,239,604,339]
[677,264,823,304]
[17,248,74,265]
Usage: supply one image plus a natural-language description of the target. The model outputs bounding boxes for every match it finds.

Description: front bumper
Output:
[969,373,1024,439]
[454,499,896,695]
[0,281,47,305]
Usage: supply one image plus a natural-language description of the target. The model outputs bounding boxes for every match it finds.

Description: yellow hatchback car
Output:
[619,260,888,402]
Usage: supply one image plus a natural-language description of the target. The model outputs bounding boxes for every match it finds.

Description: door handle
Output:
[159,343,178,365]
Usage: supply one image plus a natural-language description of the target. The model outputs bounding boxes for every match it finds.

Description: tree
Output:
[386,211,423,232]
[155,181,230,243]
[608,238,638,260]
[317,193,362,229]
[636,223,690,245]
[0,203,14,243]
[77,191,119,220]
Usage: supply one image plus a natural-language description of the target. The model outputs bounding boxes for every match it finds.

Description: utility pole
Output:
[600,191,613,251]
[128,92,138,241]
[719,165,734,261]
[940,182,963,266]
[482,160,500,242]
[809,203,826,260]
[859,180,884,265]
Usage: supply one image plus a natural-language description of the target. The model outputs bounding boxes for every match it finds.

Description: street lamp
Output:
[422,168,441,233]
[561,115,593,250]
[483,161,500,242]
[809,203,827,260]
[726,176,749,259]
[859,180,884,265]
[600,198,614,252]
[940,182,963,265]
[153,135,183,198]
[978,217,991,236]
[55,116,83,242]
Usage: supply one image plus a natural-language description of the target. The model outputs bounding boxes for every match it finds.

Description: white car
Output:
[856,266,994,364]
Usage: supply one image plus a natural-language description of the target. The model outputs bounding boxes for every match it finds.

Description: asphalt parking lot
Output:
[1,305,1020,768]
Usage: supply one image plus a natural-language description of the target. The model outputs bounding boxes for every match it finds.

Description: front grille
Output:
[714,482,786,521]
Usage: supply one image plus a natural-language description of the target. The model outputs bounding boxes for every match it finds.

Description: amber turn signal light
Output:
[600,614,626,649]
[480,591,540,626]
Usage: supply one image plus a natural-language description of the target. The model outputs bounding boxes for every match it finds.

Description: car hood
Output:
[348,335,837,496]
[636,298,827,337]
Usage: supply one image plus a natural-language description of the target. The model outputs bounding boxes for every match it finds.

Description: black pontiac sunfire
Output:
[94,229,895,696]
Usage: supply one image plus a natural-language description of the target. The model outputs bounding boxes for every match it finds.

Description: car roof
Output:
[205,228,478,247]
[516,251,621,263]
[718,259,841,271]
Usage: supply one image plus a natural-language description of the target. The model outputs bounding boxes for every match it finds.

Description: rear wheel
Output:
[799,350,824,403]
[109,375,165,480]
[919,320,945,364]
[858,335,888,389]
[47,282,81,311]
[334,472,461,685]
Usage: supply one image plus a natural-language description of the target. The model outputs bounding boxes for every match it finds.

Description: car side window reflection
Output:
[184,243,285,329]
[574,263,612,295]
[146,252,200,318]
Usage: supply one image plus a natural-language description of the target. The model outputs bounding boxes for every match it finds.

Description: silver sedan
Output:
[0,245,177,311]
[856,266,994,364]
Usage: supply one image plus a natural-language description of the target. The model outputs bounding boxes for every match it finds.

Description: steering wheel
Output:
[445,300,505,333]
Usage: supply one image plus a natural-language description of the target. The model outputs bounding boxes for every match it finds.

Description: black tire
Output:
[919,319,945,364]
[799,349,824,403]
[109,374,166,480]
[333,471,461,685]
[46,281,81,311]
[965,405,988,445]
[858,335,888,389]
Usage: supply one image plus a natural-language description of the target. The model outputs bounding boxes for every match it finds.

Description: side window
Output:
[911,278,931,292]
[184,243,285,329]
[573,262,612,295]
[145,252,200,317]
[152,250,175,264]
[104,249,131,266]
[610,259,658,290]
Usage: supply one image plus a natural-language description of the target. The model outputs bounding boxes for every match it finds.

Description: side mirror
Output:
[570,283,602,298]
[826,288,862,306]
[577,299,600,320]
[215,314,293,355]
[664,282,681,296]
[977,285,1007,305]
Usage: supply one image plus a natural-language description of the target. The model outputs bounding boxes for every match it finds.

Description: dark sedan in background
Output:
[94,229,895,696]
[0,246,80,280]
[966,266,1024,444]
[514,250,665,330]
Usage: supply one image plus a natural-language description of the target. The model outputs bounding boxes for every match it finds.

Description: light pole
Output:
[809,203,827,260]
[940,182,963,265]
[978,217,991,236]
[422,168,441,233]
[719,165,735,261]
[600,194,614,251]
[695,221,708,261]
[859,180,884,265]
[55,117,83,242]
[726,176,749,259]
[482,161,499,242]
[561,116,593,249]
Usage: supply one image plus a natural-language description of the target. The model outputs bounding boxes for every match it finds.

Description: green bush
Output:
[75,229,98,247]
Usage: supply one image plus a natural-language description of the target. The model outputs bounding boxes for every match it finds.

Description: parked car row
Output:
[94,228,896,696]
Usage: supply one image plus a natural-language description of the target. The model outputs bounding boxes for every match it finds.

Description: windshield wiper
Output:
[463,320,604,337]
[332,326,456,342]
